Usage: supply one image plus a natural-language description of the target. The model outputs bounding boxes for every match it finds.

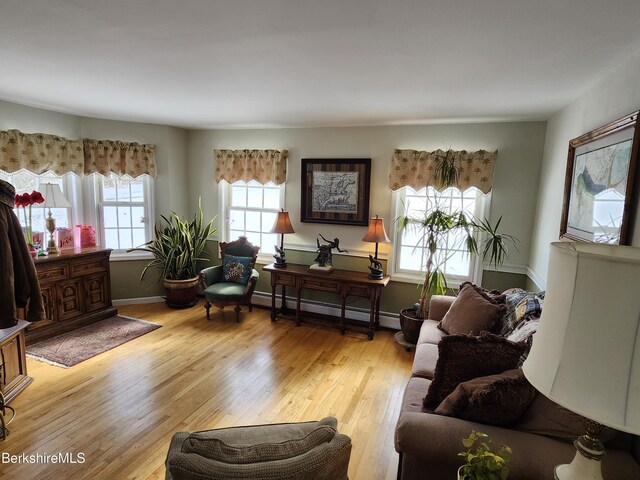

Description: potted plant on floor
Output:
[397,151,517,343]
[458,431,511,480]
[130,200,217,308]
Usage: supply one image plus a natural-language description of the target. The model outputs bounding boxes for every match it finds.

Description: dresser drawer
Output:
[346,284,372,298]
[273,272,296,286]
[37,263,69,283]
[71,257,107,277]
[301,277,340,293]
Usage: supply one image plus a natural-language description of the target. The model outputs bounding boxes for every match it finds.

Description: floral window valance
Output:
[0,129,84,176]
[83,139,157,178]
[388,149,498,194]
[214,149,288,185]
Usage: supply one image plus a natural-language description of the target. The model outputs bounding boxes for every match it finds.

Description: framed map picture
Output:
[560,111,640,244]
[301,158,371,225]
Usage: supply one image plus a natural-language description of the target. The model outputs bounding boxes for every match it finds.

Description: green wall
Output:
[113,240,528,313]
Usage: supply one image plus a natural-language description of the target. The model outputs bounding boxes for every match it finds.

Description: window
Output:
[392,186,489,285]
[0,169,75,235]
[221,180,283,257]
[93,173,153,251]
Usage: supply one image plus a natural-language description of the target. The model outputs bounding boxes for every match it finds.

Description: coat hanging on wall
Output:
[0,180,45,328]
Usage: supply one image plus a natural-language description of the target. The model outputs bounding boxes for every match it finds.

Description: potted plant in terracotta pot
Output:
[130,200,217,308]
[458,431,511,480]
[397,151,516,343]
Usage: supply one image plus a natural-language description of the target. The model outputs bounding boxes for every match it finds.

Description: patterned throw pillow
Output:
[223,255,253,285]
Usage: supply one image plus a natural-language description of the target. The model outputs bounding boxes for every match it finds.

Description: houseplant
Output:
[458,431,511,480]
[129,200,217,308]
[397,151,517,342]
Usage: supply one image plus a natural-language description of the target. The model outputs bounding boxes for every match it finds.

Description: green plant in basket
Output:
[458,431,511,480]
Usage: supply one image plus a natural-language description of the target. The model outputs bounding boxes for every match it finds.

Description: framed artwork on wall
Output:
[300,158,371,226]
[560,110,640,245]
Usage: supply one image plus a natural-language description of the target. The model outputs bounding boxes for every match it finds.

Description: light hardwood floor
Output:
[2,303,414,480]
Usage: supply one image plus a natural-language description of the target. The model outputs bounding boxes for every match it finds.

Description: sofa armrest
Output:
[428,295,455,321]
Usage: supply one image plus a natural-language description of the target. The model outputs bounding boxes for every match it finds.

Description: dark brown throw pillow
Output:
[438,283,506,335]
[423,333,528,408]
[435,369,537,426]
[458,281,506,304]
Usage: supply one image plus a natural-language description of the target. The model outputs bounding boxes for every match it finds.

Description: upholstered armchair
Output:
[199,236,260,323]
[165,417,352,480]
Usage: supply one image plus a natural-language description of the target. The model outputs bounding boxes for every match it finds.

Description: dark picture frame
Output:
[560,110,640,245]
[301,158,371,226]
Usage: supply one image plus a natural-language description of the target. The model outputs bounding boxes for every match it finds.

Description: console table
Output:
[262,263,390,340]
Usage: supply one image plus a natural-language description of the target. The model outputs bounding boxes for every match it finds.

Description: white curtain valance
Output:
[214,149,288,185]
[0,129,84,176]
[388,149,498,194]
[83,139,157,178]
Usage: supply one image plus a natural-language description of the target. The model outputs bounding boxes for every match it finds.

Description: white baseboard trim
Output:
[251,291,401,330]
[113,296,164,306]
[111,293,401,330]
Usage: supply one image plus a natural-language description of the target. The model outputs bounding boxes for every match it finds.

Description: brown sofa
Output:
[394,295,640,480]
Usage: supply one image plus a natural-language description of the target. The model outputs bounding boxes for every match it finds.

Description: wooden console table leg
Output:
[374,289,382,330]
[280,285,287,313]
[270,283,277,322]
[340,295,347,335]
[295,287,302,326]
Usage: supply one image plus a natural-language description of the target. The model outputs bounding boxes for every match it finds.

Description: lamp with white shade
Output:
[42,183,71,254]
[522,241,640,480]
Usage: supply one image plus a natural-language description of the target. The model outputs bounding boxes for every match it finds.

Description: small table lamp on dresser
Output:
[42,183,71,254]
[522,242,640,480]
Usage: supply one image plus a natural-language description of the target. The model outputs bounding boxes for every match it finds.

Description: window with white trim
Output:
[392,186,490,284]
[220,180,283,257]
[0,169,75,236]
[92,173,154,251]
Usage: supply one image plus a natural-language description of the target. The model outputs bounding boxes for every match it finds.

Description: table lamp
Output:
[42,183,71,254]
[522,242,640,480]
[362,215,390,279]
[270,209,294,268]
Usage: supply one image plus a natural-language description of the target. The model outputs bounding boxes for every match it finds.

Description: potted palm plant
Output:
[130,201,217,308]
[458,431,511,480]
[397,151,517,343]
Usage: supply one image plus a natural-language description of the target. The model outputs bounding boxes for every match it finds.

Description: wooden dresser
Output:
[26,247,117,344]
[0,321,31,404]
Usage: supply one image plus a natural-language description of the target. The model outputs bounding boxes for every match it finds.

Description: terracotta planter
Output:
[399,308,425,344]
[163,277,199,308]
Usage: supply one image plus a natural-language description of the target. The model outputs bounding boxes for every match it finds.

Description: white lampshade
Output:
[42,183,71,208]
[522,242,640,435]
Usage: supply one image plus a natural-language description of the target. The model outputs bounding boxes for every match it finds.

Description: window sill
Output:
[390,271,469,290]
[109,251,154,262]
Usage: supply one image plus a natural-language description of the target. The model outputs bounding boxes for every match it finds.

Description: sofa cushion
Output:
[423,333,528,408]
[223,254,253,284]
[515,394,621,445]
[416,320,446,346]
[435,368,537,426]
[438,283,506,335]
[401,376,433,414]
[411,343,439,379]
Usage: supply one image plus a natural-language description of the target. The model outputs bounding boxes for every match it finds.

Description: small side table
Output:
[0,320,33,404]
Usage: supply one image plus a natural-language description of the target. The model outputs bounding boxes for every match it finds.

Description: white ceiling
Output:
[2,0,640,129]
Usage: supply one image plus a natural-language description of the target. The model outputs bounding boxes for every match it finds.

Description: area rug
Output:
[26,315,161,368]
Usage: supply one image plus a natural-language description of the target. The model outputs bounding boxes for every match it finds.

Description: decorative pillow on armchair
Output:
[438,283,506,335]
[223,255,253,285]
[423,333,528,408]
